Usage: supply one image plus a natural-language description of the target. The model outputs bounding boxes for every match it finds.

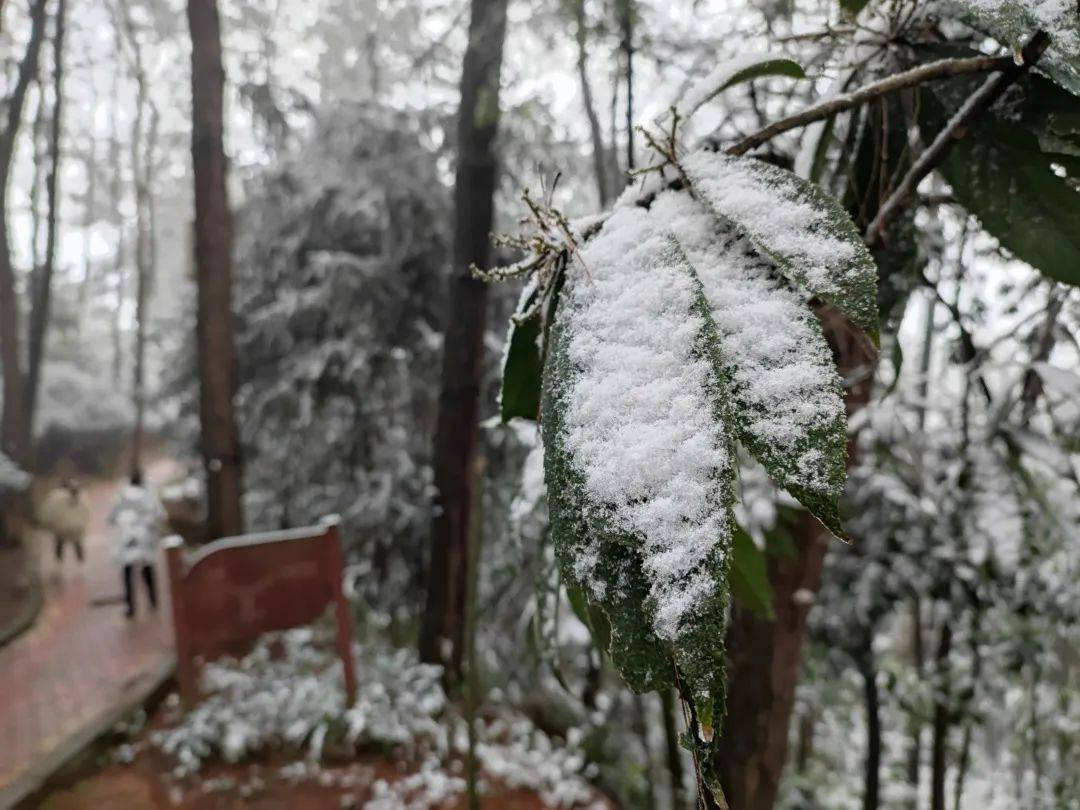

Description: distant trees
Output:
[187,0,244,538]
[419,0,510,681]
[25,0,66,428]
[0,0,49,468]
[115,0,158,481]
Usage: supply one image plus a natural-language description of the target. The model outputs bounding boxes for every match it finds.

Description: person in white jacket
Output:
[39,479,90,564]
[108,472,166,618]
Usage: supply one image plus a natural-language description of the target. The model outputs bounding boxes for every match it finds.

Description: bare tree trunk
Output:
[713,309,875,810]
[795,708,815,773]
[607,58,621,194]
[660,688,688,808]
[26,0,67,428]
[78,81,98,316]
[907,596,925,803]
[617,0,634,171]
[570,0,609,207]
[419,0,509,682]
[952,608,982,810]
[188,0,244,538]
[930,621,953,810]
[0,0,49,467]
[859,647,882,810]
[117,0,153,480]
[633,692,656,809]
[29,82,45,276]
[908,296,935,805]
[108,22,124,385]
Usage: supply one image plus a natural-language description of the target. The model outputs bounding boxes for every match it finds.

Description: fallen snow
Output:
[561,204,732,642]
[148,628,597,808]
[650,191,845,500]
[682,150,857,297]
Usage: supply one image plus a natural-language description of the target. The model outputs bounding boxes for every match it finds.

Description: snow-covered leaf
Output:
[541,207,736,732]
[654,191,849,537]
[683,150,880,342]
[949,0,1080,95]
[673,55,805,121]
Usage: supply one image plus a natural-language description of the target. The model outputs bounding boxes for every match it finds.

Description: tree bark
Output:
[117,0,154,480]
[930,621,953,810]
[0,0,49,467]
[660,688,688,808]
[418,0,509,682]
[859,647,882,810]
[108,20,124,384]
[26,0,67,428]
[570,0,609,207]
[617,0,634,171]
[78,79,98,316]
[713,307,875,810]
[187,0,244,538]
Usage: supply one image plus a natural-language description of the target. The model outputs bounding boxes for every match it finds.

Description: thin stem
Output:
[727,54,1015,158]
[866,31,1050,245]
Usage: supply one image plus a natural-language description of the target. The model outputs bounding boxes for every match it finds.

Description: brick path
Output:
[0,461,177,804]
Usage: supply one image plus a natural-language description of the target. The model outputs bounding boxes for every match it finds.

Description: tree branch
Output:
[865,31,1051,246]
[727,54,1016,157]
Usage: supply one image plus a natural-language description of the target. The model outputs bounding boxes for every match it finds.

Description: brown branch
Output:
[727,54,1016,158]
[865,31,1051,246]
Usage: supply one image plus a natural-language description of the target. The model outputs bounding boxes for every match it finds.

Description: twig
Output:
[727,54,1016,157]
[865,31,1051,246]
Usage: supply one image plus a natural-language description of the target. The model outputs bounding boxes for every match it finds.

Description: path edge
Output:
[0,558,42,650]
[1,656,176,810]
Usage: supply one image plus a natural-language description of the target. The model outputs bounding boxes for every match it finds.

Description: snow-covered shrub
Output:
[149,627,599,807]
[228,104,451,618]
[0,451,31,492]
[151,628,446,776]
[32,361,134,473]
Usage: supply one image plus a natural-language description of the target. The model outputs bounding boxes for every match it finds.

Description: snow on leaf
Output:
[543,315,677,695]
[672,54,805,122]
[682,149,880,343]
[653,191,849,537]
[541,204,736,725]
[951,0,1080,94]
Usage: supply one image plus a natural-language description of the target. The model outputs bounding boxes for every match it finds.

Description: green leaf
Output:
[729,524,775,619]
[947,0,1080,96]
[683,150,880,343]
[565,581,612,656]
[804,112,837,185]
[499,283,543,422]
[921,76,1080,288]
[654,191,850,538]
[839,0,872,17]
[675,56,805,120]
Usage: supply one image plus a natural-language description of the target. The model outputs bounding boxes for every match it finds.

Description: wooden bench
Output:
[164,516,357,707]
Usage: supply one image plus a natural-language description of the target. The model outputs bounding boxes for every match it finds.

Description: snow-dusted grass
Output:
[148,627,598,808]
